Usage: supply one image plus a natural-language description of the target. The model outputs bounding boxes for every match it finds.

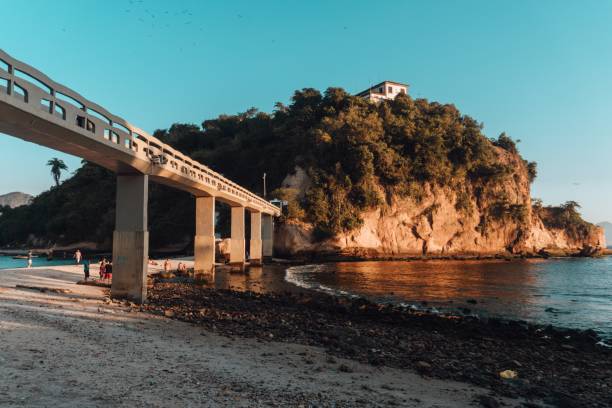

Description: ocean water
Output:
[0,255,79,270]
[285,257,612,339]
[3,253,610,340]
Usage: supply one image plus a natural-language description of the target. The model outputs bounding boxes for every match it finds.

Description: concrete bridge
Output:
[0,49,280,303]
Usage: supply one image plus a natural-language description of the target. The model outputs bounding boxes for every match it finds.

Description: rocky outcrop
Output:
[274,150,605,258]
[596,221,612,248]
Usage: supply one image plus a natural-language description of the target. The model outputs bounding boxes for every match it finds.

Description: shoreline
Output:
[163,266,612,344]
[2,245,611,259]
[284,257,612,347]
[1,263,610,406]
[4,256,610,340]
[0,263,534,407]
[275,248,612,263]
[145,278,612,407]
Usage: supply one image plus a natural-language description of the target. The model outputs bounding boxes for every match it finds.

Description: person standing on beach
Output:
[27,251,33,269]
[74,249,82,264]
[164,259,170,274]
[99,258,106,280]
[83,258,90,281]
[104,262,113,282]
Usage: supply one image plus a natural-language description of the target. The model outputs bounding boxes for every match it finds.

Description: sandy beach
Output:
[0,263,539,407]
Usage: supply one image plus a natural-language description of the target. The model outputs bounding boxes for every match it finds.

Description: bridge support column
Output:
[111,174,149,303]
[194,196,215,281]
[262,213,274,259]
[249,211,262,266]
[229,206,246,270]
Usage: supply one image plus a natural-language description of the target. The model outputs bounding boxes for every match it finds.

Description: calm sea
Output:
[285,257,612,339]
[0,255,78,270]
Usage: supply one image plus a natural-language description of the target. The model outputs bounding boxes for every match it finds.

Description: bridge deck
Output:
[0,49,279,216]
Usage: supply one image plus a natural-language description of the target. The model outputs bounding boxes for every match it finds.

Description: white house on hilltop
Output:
[356,81,409,102]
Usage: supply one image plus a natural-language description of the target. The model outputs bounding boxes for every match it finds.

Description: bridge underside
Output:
[0,103,277,302]
[0,48,279,303]
[0,102,279,212]
[0,101,139,175]
[0,102,223,199]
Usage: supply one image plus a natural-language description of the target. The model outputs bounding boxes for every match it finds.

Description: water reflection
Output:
[210,264,298,294]
[203,258,611,337]
[283,258,612,338]
[319,260,536,302]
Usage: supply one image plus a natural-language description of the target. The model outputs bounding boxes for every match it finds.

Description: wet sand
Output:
[0,264,530,407]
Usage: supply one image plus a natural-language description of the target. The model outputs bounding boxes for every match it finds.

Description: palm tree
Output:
[46,158,68,187]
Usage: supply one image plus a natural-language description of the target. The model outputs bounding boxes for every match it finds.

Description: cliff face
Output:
[596,222,612,248]
[274,149,605,258]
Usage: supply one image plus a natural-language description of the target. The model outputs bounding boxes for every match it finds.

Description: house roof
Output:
[355,80,409,97]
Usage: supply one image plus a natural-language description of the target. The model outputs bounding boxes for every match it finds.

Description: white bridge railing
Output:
[0,49,278,215]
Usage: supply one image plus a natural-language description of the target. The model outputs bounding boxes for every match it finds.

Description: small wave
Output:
[545,307,572,315]
[596,340,612,348]
[285,264,359,298]
[288,265,476,316]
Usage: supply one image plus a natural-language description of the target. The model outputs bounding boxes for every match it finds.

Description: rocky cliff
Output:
[274,149,605,259]
[596,222,612,248]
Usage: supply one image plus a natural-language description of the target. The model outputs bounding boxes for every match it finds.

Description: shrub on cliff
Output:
[536,201,596,240]
[269,188,305,220]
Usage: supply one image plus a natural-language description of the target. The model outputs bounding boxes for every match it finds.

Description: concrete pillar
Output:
[111,174,149,303]
[262,213,273,259]
[229,206,245,268]
[249,211,262,265]
[194,196,215,280]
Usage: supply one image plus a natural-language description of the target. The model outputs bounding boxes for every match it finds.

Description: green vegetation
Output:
[526,161,537,184]
[151,89,528,240]
[269,188,305,220]
[46,158,68,187]
[0,162,194,248]
[1,86,589,248]
[535,200,597,241]
[491,132,518,153]
[0,163,115,246]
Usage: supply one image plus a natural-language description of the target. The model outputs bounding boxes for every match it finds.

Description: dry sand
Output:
[0,264,530,407]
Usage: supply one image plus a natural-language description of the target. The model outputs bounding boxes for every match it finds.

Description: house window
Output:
[388,86,393,93]
[378,87,383,93]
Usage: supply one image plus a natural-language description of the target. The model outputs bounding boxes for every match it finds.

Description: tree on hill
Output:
[46,158,68,187]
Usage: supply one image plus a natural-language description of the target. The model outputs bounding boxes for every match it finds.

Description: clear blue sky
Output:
[1,1,611,222]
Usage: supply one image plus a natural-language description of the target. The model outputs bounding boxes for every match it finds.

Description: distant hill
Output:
[0,192,33,209]
[596,222,612,248]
